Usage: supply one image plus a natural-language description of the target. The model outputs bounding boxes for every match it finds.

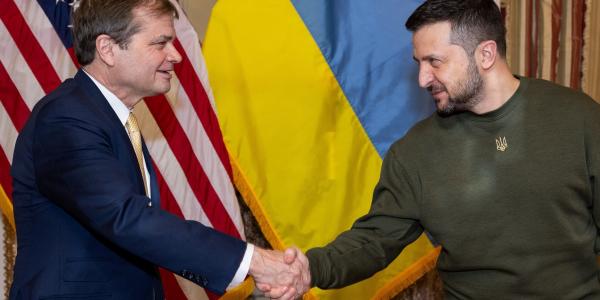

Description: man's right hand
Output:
[248,246,311,299]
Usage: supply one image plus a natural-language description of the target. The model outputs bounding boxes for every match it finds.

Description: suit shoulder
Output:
[32,78,95,119]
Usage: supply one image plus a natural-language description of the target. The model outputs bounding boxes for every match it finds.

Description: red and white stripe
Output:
[12,0,78,77]
[0,0,244,299]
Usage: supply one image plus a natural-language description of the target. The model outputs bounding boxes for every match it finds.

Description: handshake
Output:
[249,247,311,299]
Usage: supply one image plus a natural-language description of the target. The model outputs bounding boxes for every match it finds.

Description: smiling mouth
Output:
[431,90,446,98]
[157,70,173,79]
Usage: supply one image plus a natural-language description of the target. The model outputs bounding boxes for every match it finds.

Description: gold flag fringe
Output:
[371,247,441,300]
[0,185,14,230]
[220,277,254,300]
[2,214,15,298]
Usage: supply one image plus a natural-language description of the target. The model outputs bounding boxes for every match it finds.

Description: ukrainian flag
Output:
[204,1,437,299]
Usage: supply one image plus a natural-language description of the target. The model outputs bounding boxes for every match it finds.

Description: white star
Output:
[55,0,79,7]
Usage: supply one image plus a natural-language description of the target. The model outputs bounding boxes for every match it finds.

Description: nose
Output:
[167,43,182,64]
[418,64,433,89]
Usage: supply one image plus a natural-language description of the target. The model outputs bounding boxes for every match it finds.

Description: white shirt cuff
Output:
[227,243,254,290]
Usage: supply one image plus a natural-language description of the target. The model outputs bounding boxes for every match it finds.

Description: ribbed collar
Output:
[458,76,528,123]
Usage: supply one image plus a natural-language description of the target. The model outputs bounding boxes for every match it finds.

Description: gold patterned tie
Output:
[125,113,148,196]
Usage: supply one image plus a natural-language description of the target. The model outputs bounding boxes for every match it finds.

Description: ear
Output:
[476,40,497,70]
[95,34,116,66]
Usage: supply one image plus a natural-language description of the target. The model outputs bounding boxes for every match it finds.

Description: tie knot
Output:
[126,113,140,134]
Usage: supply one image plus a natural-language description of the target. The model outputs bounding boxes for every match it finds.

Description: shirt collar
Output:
[82,69,131,126]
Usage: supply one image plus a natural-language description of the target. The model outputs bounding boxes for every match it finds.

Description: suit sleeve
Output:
[32,99,246,294]
[306,144,423,289]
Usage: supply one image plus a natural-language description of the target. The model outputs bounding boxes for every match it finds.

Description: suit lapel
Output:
[73,70,150,198]
[74,70,124,132]
[142,139,160,206]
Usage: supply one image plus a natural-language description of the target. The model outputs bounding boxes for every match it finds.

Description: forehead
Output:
[131,6,176,35]
[412,22,453,57]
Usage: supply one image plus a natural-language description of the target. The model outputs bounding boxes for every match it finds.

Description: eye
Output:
[430,58,442,68]
[151,41,168,49]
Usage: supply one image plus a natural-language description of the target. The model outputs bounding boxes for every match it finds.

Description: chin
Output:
[434,100,448,111]
[155,85,172,95]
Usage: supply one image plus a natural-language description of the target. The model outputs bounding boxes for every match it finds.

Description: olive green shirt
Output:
[307,77,600,299]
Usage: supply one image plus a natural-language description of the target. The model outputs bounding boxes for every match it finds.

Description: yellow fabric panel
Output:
[204,0,433,299]
[205,0,380,246]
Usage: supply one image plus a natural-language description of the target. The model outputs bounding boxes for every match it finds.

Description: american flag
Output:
[0,0,246,299]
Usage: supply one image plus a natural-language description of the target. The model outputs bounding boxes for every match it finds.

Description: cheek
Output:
[435,69,457,89]
[430,73,447,90]
[141,65,158,79]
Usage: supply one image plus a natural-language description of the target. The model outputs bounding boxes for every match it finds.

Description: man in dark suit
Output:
[9,0,303,299]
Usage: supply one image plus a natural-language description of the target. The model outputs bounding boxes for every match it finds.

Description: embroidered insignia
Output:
[496,136,508,152]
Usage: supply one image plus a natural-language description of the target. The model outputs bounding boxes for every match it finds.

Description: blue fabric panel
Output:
[291,0,434,157]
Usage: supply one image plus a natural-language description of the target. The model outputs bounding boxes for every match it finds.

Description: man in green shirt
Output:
[281,0,600,298]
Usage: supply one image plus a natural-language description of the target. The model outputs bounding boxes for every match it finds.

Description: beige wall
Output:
[179,0,217,42]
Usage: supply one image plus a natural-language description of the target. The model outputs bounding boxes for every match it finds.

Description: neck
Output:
[82,63,140,109]
[470,62,520,115]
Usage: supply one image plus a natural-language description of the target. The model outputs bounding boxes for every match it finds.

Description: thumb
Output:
[283,247,297,264]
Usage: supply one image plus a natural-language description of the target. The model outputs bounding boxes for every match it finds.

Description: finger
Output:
[289,247,310,286]
[288,262,302,278]
[256,282,272,292]
[286,248,307,275]
[293,247,309,267]
[278,286,297,300]
[302,270,311,287]
[266,285,289,299]
[287,251,307,279]
[276,271,296,286]
[294,274,309,297]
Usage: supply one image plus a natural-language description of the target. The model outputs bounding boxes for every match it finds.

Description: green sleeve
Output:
[584,98,600,254]
[306,144,424,289]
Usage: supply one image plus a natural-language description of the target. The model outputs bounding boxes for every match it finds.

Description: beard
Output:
[431,58,484,116]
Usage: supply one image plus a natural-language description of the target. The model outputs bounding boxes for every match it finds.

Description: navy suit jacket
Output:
[10,70,247,299]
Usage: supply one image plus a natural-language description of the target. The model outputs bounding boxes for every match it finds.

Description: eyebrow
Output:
[413,54,443,63]
[151,35,174,43]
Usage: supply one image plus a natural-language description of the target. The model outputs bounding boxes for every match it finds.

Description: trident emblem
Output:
[496,136,508,152]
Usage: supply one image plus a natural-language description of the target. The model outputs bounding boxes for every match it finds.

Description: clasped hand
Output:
[249,247,311,299]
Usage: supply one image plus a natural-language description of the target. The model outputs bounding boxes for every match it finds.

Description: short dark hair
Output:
[405,0,506,57]
[72,0,178,66]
